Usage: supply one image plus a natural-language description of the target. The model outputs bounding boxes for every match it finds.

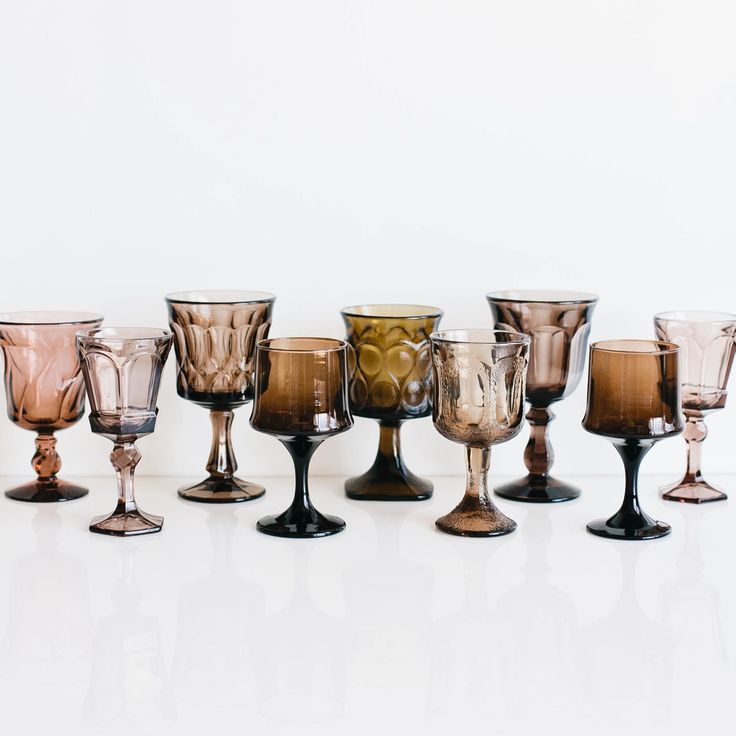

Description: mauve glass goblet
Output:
[582,340,683,540]
[165,290,275,503]
[654,311,736,503]
[77,328,173,537]
[430,329,530,537]
[341,304,443,501]
[487,290,598,502]
[250,338,354,538]
[0,311,103,502]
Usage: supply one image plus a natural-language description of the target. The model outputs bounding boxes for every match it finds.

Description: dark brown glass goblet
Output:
[582,340,684,540]
[341,304,443,501]
[250,338,354,538]
[165,290,275,503]
[487,290,598,503]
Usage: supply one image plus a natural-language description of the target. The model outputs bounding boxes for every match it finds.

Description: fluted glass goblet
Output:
[341,304,442,501]
[583,340,683,540]
[250,338,354,538]
[487,290,598,502]
[166,290,275,503]
[654,311,736,503]
[430,329,529,537]
[77,328,173,536]
[0,311,103,502]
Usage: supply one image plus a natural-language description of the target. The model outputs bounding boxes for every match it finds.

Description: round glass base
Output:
[89,509,164,537]
[5,478,89,503]
[661,480,727,504]
[178,476,266,504]
[345,471,432,502]
[257,512,345,539]
[495,475,581,503]
[435,508,517,537]
[586,517,671,540]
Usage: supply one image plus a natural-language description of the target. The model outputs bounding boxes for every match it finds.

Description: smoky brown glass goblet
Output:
[341,304,443,501]
[0,311,104,502]
[166,290,275,503]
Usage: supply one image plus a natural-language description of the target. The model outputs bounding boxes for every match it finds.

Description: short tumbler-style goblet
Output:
[654,311,736,503]
[77,328,173,536]
[341,304,443,501]
[250,338,354,538]
[487,290,597,503]
[583,340,684,540]
[0,311,103,502]
[166,290,275,503]
[430,329,530,537]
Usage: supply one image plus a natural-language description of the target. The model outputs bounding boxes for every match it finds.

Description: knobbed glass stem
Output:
[32,432,62,482]
[524,406,554,476]
[206,410,236,479]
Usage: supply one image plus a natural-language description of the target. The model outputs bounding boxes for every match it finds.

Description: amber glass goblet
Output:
[430,329,530,537]
[250,338,353,538]
[165,290,275,503]
[654,311,736,503]
[582,340,683,540]
[0,311,103,502]
[77,328,173,536]
[487,290,598,503]
[341,304,442,501]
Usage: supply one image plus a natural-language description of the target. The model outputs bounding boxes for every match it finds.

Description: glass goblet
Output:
[582,340,684,540]
[165,290,275,503]
[0,311,103,502]
[341,304,443,501]
[487,290,598,502]
[250,338,354,538]
[76,328,173,536]
[430,329,530,537]
[654,311,736,503]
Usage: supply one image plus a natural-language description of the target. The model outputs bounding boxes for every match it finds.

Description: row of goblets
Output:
[0,290,733,540]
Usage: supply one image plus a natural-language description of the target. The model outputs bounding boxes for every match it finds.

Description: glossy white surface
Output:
[0,474,732,735]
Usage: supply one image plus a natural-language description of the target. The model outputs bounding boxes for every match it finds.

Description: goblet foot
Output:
[345,468,432,502]
[494,474,580,503]
[178,476,266,504]
[661,480,727,504]
[89,508,164,537]
[5,478,89,503]
[435,501,517,537]
[257,509,345,539]
[586,516,670,540]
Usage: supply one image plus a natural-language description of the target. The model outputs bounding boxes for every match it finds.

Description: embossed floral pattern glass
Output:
[0,311,103,502]
[487,290,598,502]
[250,338,353,538]
[430,329,529,537]
[654,311,736,503]
[341,304,442,501]
[77,328,173,536]
[166,290,275,503]
[583,340,683,540]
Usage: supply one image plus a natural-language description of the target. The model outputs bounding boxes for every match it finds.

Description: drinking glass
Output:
[341,304,443,501]
[165,290,275,503]
[430,329,530,536]
[582,340,683,540]
[654,311,736,503]
[0,311,103,502]
[487,290,598,502]
[77,328,173,536]
[250,338,353,538]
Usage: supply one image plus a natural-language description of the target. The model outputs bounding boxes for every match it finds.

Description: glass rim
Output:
[590,338,679,355]
[164,289,276,305]
[340,303,443,320]
[76,326,173,343]
[257,336,348,354]
[0,310,103,326]
[486,289,599,305]
[654,310,736,324]
[430,328,531,347]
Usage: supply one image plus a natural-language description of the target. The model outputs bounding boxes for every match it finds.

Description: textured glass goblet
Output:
[487,290,598,503]
[166,290,275,503]
[654,311,736,503]
[341,304,442,501]
[77,328,173,536]
[0,311,103,502]
[250,338,354,538]
[583,340,683,540]
[430,329,529,537]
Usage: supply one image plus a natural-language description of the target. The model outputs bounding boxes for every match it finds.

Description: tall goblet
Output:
[487,290,598,502]
[430,329,530,537]
[165,290,275,503]
[341,304,443,501]
[77,328,173,536]
[0,311,103,502]
[654,311,736,503]
[250,338,354,538]
[582,340,683,540]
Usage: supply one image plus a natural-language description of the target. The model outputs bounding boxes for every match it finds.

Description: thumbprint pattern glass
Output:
[582,340,683,540]
[487,290,598,502]
[430,329,529,537]
[341,304,443,501]
[77,328,173,536]
[654,311,736,503]
[250,338,353,538]
[0,311,104,502]
[166,290,275,503]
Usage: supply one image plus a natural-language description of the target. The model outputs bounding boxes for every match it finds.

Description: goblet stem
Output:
[32,431,62,482]
[524,405,554,477]
[112,441,141,514]
[206,409,237,479]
